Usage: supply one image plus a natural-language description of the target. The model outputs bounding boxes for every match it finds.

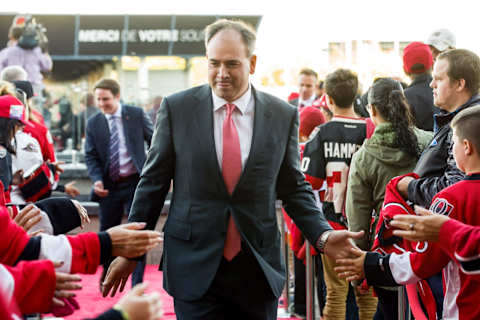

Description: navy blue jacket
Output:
[84,104,153,187]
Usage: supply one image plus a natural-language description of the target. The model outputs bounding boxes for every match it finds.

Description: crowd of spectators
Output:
[2,14,480,320]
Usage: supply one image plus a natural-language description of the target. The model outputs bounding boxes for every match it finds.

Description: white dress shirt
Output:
[212,85,255,171]
[105,104,137,177]
[298,94,316,108]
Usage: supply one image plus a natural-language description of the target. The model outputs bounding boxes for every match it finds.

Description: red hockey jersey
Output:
[438,217,480,274]
[388,173,480,320]
[0,260,56,315]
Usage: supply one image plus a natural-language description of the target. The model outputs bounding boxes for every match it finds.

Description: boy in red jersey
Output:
[336,105,480,320]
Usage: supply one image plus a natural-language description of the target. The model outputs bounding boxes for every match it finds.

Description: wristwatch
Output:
[316,230,333,253]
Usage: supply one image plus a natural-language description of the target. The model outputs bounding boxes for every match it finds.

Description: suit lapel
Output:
[191,86,226,192]
[235,87,272,192]
[121,106,131,152]
[98,114,110,161]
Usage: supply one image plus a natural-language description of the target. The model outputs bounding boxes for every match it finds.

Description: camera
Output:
[12,15,49,52]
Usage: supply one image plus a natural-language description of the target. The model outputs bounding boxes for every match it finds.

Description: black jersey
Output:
[302,116,367,228]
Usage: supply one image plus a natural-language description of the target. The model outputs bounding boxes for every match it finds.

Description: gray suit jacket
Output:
[129,85,331,301]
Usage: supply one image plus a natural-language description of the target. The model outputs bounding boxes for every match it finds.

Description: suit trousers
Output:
[98,175,145,286]
[173,245,278,320]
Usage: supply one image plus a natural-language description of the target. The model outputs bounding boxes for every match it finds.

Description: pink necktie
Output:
[222,103,242,261]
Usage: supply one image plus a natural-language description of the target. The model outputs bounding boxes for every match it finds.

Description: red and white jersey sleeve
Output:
[390,176,480,320]
[439,218,480,274]
[0,206,30,265]
[36,232,101,274]
[1,205,101,274]
[0,260,56,315]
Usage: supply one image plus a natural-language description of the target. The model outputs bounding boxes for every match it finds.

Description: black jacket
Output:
[404,74,440,131]
[408,94,480,206]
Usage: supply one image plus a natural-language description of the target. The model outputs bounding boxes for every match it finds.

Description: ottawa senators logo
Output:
[429,198,454,216]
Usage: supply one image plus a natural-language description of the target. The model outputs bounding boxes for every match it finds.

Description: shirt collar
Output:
[105,103,122,120]
[299,94,316,106]
[212,84,252,115]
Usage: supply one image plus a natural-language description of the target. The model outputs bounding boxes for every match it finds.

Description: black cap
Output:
[12,80,34,99]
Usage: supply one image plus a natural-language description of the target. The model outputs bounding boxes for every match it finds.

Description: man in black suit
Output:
[102,20,362,319]
[84,78,153,287]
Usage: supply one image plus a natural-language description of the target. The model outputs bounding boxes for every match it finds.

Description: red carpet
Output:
[60,265,301,319]
[62,265,176,320]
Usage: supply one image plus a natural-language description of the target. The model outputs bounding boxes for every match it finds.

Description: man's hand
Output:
[115,282,163,320]
[323,230,364,260]
[94,180,109,198]
[396,176,414,199]
[71,199,90,229]
[65,181,80,197]
[14,204,42,232]
[391,206,449,242]
[334,246,367,282]
[52,261,82,307]
[102,257,138,298]
[106,222,162,258]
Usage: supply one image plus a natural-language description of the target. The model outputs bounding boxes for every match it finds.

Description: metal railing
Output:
[277,212,412,320]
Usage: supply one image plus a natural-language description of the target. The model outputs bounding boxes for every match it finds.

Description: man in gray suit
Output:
[102,19,363,320]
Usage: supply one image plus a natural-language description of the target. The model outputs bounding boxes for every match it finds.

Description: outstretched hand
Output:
[106,222,162,258]
[102,257,138,298]
[115,282,163,320]
[52,261,82,307]
[391,205,449,242]
[334,246,366,282]
[323,230,364,260]
[65,181,80,197]
[14,204,42,232]
[71,199,90,229]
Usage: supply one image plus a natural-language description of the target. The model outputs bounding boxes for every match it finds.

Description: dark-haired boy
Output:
[302,69,377,319]
[335,105,480,320]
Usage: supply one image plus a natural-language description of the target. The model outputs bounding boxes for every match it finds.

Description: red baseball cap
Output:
[403,42,433,74]
[299,106,325,137]
[0,95,28,125]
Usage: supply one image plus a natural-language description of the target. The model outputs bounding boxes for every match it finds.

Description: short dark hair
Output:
[451,105,480,156]
[94,78,120,96]
[437,49,480,96]
[325,69,358,108]
[299,68,318,79]
[205,19,256,57]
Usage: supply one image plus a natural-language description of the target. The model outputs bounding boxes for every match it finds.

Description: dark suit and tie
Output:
[103,21,362,320]
[85,83,153,286]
